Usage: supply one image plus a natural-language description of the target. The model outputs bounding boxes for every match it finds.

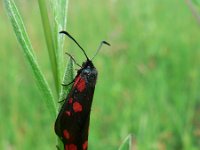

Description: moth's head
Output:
[59,30,110,87]
[80,60,98,87]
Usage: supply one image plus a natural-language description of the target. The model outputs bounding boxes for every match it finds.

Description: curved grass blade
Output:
[38,0,60,96]
[4,0,56,119]
[59,57,74,104]
[118,134,133,150]
[52,0,69,92]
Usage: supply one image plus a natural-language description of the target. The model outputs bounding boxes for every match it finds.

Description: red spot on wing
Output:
[68,98,73,104]
[65,144,77,150]
[73,76,81,88]
[82,141,88,150]
[73,102,82,112]
[63,129,70,139]
[73,76,86,92]
[76,78,86,92]
[65,111,71,116]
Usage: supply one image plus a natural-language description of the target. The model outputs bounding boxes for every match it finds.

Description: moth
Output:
[55,31,110,150]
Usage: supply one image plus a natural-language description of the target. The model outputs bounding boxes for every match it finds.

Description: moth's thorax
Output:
[80,60,98,87]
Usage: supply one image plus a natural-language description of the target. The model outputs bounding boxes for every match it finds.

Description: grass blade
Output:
[53,0,69,51]
[52,0,69,97]
[53,1,70,148]
[52,0,68,97]
[59,57,74,104]
[4,0,56,119]
[118,134,133,150]
[38,0,60,96]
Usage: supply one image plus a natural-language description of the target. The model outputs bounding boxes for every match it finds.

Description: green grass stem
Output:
[4,0,56,119]
[38,0,60,96]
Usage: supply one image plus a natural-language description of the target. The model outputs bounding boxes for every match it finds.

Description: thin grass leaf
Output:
[59,57,74,103]
[57,138,64,150]
[4,0,56,119]
[49,0,70,148]
[118,134,133,150]
[57,57,74,150]
[52,0,69,98]
[53,0,69,52]
[38,0,60,96]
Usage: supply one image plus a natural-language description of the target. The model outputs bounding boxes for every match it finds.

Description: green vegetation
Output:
[1,0,200,149]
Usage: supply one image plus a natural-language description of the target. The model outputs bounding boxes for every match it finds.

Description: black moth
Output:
[55,31,110,150]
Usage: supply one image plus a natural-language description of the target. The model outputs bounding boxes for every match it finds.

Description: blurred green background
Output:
[1,0,200,149]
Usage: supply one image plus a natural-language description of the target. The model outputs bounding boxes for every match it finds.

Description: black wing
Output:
[55,77,95,149]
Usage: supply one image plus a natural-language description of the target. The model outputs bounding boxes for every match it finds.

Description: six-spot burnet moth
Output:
[55,31,110,150]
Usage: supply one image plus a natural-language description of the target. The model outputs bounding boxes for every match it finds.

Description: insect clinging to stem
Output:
[55,30,110,150]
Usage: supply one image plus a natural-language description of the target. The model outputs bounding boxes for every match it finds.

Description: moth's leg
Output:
[58,99,65,103]
[61,79,75,87]
[65,52,81,67]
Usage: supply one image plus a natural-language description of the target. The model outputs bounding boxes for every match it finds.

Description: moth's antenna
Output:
[60,31,89,60]
[91,41,110,60]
